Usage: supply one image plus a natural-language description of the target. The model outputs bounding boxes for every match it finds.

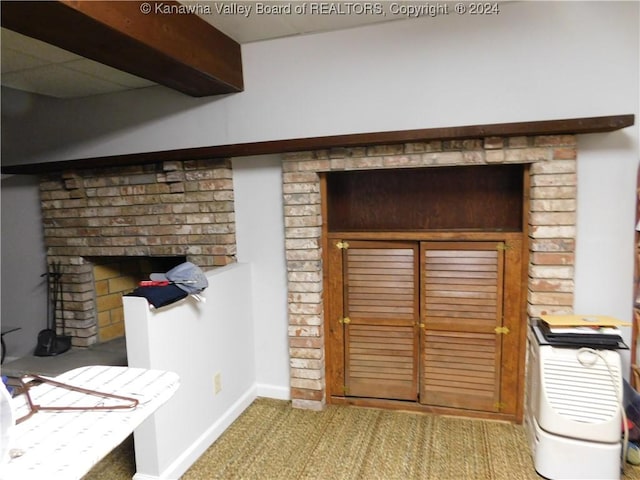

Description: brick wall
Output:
[39,159,236,347]
[35,137,577,402]
[283,135,577,410]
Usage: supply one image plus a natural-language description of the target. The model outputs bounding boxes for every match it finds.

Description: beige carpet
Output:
[84,398,640,479]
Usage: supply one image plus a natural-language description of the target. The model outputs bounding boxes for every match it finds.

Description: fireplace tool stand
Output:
[34,261,71,357]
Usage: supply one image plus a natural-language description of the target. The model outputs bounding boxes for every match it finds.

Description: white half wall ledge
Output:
[123,263,260,479]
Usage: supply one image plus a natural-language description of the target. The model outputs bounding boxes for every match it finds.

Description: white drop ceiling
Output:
[0,3,407,99]
[1,28,157,98]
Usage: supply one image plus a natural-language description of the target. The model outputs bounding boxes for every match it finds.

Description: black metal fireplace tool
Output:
[34,261,71,356]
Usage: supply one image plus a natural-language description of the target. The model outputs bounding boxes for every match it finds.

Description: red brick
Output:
[291,388,324,401]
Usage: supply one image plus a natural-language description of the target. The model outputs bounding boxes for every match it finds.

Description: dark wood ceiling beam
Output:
[0,0,243,97]
[1,114,634,175]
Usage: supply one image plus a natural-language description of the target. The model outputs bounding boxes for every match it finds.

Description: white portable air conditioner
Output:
[526,326,622,480]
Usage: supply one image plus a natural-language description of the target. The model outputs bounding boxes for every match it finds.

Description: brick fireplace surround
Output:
[39,134,577,411]
[39,159,236,346]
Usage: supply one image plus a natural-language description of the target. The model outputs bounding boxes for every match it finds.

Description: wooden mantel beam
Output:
[0,0,243,97]
[1,114,634,175]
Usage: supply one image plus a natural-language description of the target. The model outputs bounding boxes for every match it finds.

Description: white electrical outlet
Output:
[214,372,222,395]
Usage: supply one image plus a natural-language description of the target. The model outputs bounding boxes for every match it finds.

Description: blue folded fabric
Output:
[126,284,188,308]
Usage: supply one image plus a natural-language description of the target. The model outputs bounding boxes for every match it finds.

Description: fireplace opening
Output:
[88,256,185,343]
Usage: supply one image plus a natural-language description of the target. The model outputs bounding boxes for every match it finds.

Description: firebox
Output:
[89,256,185,342]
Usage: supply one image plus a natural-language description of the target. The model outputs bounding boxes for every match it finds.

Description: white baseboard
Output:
[133,385,257,479]
[132,474,158,480]
[132,382,289,480]
[256,383,290,400]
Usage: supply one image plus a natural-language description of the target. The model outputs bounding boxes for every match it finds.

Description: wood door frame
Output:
[322,170,530,423]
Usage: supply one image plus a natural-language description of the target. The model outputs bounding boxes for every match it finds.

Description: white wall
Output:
[1,2,639,373]
[575,132,638,315]
[575,131,638,370]
[0,175,47,359]
[232,155,290,397]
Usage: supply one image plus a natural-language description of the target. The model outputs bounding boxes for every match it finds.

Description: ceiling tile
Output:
[63,59,156,89]
[1,64,136,98]
[1,8,413,98]
[1,26,155,97]
[1,27,78,63]
[194,2,406,43]
[0,47,51,73]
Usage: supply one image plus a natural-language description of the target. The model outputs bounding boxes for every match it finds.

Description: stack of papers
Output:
[540,314,631,328]
[536,315,630,349]
[547,326,622,335]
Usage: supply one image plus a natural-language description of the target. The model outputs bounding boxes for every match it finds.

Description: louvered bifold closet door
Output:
[420,242,505,411]
[343,241,419,401]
